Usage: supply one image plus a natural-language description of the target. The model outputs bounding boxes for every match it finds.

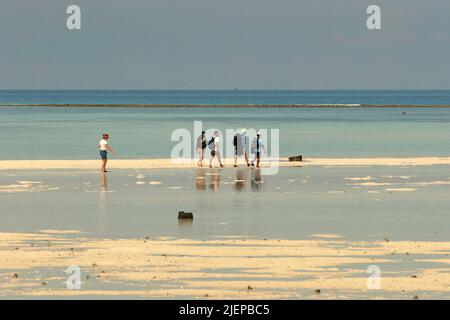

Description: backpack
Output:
[233,133,241,148]
[208,137,215,150]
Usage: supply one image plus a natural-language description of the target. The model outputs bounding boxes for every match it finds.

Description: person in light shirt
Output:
[98,133,116,173]
[251,132,265,168]
[209,130,224,168]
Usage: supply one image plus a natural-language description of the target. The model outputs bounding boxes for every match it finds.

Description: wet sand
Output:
[1,231,450,299]
[1,157,450,170]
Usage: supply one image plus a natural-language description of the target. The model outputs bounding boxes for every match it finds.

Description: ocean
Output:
[2,90,450,105]
[1,90,450,160]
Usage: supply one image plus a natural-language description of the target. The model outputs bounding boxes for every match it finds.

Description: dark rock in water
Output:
[288,155,303,162]
[178,211,193,220]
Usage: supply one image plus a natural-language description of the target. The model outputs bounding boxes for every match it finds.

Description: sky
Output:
[1,0,450,90]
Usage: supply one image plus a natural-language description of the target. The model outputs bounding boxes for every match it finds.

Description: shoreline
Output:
[1,157,450,170]
[2,104,450,108]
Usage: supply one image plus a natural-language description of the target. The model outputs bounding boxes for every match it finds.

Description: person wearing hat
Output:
[233,128,250,167]
[251,131,265,168]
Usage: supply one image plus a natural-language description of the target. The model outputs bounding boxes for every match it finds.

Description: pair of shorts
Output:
[211,150,216,157]
[100,150,108,160]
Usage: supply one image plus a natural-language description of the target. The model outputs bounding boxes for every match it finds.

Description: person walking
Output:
[251,131,265,168]
[209,131,224,168]
[196,131,207,167]
[233,128,250,167]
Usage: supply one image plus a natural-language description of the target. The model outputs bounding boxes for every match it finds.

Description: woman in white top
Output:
[98,133,116,173]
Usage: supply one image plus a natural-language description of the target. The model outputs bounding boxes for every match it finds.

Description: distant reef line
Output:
[2,104,450,108]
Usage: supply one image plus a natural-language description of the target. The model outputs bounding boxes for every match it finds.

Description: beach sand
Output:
[1,157,450,170]
[1,231,450,299]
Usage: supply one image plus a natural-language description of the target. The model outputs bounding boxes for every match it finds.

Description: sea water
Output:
[1,91,450,159]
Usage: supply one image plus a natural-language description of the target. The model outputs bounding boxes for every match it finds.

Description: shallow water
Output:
[1,166,449,241]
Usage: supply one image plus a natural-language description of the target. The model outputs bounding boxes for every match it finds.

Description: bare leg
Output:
[217,152,223,167]
[198,151,203,167]
[244,152,249,166]
[101,159,107,172]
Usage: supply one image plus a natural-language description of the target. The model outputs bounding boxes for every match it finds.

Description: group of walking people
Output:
[98,129,265,172]
[196,128,265,168]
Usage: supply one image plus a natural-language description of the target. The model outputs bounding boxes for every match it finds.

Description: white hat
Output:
[241,128,248,134]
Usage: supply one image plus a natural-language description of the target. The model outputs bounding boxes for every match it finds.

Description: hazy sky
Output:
[1,0,450,89]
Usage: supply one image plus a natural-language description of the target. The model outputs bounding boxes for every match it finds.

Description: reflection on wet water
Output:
[196,167,265,192]
[2,167,450,241]
[99,173,108,236]
[208,170,221,191]
[178,219,193,237]
[101,172,108,191]
[195,168,206,191]
[234,168,248,192]
[251,169,263,192]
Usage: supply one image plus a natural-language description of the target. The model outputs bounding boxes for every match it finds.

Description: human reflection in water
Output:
[251,168,263,192]
[101,172,108,191]
[208,169,221,191]
[196,168,221,192]
[195,168,206,191]
[99,172,108,235]
[233,168,248,192]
